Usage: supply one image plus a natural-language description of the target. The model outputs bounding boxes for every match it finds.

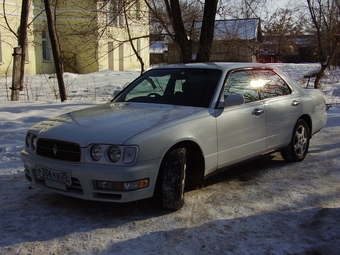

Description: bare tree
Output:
[306,0,340,88]
[262,7,304,62]
[196,0,219,62]
[147,0,218,63]
[44,0,67,102]
[17,0,29,92]
[219,0,269,19]
[164,0,193,62]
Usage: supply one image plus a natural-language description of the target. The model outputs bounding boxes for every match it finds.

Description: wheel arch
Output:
[298,114,312,138]
[155,140,205,196]
[174,140,205,190]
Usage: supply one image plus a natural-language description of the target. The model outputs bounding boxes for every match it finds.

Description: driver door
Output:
[216,70,267,168]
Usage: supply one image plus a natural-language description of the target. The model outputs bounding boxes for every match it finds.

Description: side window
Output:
[224,70,261,103]
[254,70,291,98]
[223,69,292,103]
[174,78,185,94]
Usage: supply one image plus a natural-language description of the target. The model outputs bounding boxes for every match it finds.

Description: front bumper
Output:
[20,150,161,203]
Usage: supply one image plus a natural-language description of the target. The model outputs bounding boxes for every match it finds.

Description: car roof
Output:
[150,62,272,72]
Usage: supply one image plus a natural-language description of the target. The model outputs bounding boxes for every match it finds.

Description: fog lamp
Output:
[93,179,149,191]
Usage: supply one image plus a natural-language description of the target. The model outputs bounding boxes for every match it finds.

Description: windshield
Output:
[113,68,222,107]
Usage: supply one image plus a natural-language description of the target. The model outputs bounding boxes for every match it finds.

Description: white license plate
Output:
[36,165,71,185]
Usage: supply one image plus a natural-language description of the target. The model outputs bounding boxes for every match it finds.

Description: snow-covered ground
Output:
[0,64,339,255]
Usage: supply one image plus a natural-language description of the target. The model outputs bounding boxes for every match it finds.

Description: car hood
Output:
[30,102,204,146]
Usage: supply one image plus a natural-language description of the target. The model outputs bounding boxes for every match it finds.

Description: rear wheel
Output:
[281,119,310,162]
[159,148,186,210]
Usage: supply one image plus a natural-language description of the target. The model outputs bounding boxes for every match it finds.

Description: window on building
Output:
[42,31,52,61]
[136,0,140,19]
[107,0,124,27]
[137,39,141,53]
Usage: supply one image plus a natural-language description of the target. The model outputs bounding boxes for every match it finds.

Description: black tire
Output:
[281,119,310,162]
[160,148,186,210]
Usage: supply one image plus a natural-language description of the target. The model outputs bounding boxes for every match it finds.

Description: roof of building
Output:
[150,41,168,54]
[195,18,261,40]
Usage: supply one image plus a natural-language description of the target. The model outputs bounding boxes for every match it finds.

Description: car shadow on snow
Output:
[102,207,340,255]
[203,153,288,188]
[0,176,168,248]
[0,153,290,249]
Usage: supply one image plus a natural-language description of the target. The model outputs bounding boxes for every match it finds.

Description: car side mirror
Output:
[218,94,245,108]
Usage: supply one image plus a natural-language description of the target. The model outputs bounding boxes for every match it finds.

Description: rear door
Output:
[257,70,302,150]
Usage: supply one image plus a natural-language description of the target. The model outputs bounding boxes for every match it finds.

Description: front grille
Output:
[37,139,81,162]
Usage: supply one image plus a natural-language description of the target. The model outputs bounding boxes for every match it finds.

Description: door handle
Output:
[252,108,264,116]
[291,100,300,106]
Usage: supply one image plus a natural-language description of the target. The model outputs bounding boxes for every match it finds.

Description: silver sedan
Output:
[21,63,327,210]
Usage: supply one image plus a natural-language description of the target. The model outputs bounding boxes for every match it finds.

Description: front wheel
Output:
[281,119,310,162]
[159,148,186,210]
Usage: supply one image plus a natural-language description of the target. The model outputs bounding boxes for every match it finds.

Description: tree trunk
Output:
[11,0,30,101]
[18,0,30,92]
[307,0,340,89]
[165,0,192,63]
[195,0,218,62]
[11,47,22,101]
[44,0,67,102]
[314,41,339,89]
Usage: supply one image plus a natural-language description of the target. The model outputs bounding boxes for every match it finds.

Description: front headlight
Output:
[88,144,138,164]
[25,133,37,151]
[91,144,103,161]
[108,145,121,162]
[25,133,31,148]
[32,135,37,150]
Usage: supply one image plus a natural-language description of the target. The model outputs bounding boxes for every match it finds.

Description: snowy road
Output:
[0,106,339,255]
[1,64,339,254]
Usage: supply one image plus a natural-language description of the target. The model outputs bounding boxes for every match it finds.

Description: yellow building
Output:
[0,0,150,77]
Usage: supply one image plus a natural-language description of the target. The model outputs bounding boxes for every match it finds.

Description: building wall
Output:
[52,0,150,73]
[31,1,56,75]
[53,0,100,73]
[0,0,149,77]
[0,0,53,76]
[96,1,150,72]
[0,0,21,76]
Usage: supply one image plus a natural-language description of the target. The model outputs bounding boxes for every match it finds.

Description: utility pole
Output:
[11,0,30,101]
[43,0,67,102]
